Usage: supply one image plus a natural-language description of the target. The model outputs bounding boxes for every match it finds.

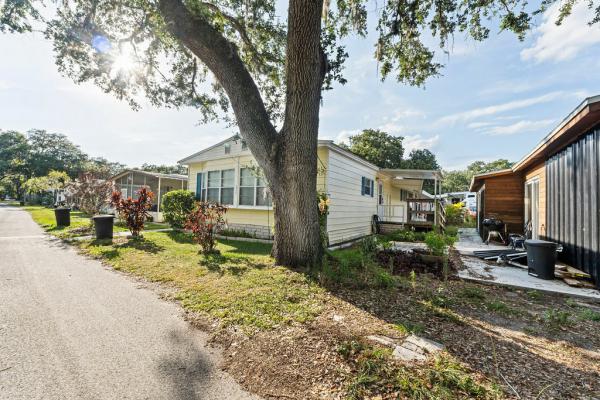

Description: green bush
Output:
[161,190,196,228]
[445,225,459,238]
[445,203,466,226]
[386,229,425,242]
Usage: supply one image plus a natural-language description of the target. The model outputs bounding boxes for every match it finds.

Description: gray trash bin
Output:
[525,239,557,280]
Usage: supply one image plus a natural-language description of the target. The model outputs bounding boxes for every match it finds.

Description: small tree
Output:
[161,190,195,229]
[64,173,114,216]
[23,170,71,205]
[111,187,154,237]
[185,201,228,254]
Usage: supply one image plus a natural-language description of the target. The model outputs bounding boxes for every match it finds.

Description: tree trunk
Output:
[266,0,325,268]
[159,0,325,268]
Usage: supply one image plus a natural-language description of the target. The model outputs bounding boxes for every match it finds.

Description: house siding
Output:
[326,148,378,244]
[185,144,329,241]
[546,127,600,287]
[481,173,525,235]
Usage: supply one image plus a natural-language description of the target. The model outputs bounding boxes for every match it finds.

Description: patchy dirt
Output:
[180,278,600,399]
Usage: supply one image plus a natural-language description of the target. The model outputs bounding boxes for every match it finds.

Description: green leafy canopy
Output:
[2,0,591,122]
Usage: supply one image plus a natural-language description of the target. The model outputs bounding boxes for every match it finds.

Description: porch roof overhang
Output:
[110,169,188,182]
[378,169,443,181]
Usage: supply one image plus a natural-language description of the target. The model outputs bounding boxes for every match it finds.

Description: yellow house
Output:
[179,136,443,245]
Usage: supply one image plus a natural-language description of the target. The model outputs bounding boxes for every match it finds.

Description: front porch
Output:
[375,169,445,231]
[111,170,188,222]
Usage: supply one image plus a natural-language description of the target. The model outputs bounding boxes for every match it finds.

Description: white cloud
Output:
[333,129,360,145]
[403,134,440,152]
[437,91,562,124]
[521,2,600,63]
[467,121,494,129]
[481,119,556,136]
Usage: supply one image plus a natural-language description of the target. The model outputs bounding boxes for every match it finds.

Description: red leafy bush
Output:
[185,201,228,254]
[111,187,154,237]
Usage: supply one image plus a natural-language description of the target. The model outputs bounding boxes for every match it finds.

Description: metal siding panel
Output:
[546,129,600,286]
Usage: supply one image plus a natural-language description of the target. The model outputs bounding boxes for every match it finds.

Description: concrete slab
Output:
[459,256,600,300]
[454,227,507,255]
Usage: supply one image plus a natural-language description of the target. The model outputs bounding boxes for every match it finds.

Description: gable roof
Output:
[469,168,515,192]
[178,135,240,164]
[178,136,442,177]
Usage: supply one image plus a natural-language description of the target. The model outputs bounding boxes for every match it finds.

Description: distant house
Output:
[470,95,600,287]
[111,169,188,222]
[179,136,443,245]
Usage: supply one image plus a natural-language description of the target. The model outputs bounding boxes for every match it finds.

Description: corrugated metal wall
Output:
[546,127,600,287]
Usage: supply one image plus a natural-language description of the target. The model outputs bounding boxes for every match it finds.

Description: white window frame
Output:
[238,167,272,207]
[206,169,235,205]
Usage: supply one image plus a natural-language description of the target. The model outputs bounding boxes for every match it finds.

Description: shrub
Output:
[445,225,459,239]
[64,173,114,216]
[111,187,154,237]
[386,229,425,242]
[445,203,465,226]
[360,235,378,256]
[185,201,228,254]
[317,192,330,249]
[425,231,448,256]
[161,190,195,228]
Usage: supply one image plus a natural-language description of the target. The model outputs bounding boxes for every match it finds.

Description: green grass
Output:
[337,340,501,400]
[542,309,572,329]
[79,231,324,333]
[24,205,169,237]
[577,308,600,322]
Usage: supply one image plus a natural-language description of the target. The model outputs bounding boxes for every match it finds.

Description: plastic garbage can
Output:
[525,239,557,280]
[54,207,71,227]
[92,215,115,239]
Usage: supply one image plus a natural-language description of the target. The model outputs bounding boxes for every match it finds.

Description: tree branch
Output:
[157,0,278,168]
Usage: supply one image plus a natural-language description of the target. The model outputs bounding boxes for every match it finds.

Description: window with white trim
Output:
[224,142,231,154]
[206,169,234,205]
[378,182,384,205]
[239,167,272,206]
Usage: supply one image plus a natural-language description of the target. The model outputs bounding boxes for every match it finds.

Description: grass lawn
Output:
[23,205,169,237]
[23,209,600,399]
[81,231,323,331]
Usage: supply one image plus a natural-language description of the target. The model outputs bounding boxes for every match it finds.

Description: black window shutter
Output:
[370,180,374,197]
[361,177,365,195]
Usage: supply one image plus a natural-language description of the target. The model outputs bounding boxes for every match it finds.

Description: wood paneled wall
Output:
[483,173,525,234]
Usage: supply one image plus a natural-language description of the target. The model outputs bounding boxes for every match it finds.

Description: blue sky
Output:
[1,1,600,170]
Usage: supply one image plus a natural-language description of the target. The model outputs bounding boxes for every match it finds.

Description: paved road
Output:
[0,204,257,400]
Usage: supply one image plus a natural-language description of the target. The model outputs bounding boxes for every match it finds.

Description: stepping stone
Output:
[392,334,445,363]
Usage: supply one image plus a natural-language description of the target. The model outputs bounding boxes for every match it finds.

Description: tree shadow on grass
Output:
[116,238,166,254]
[200,251,268,276]
[167,230,195,245]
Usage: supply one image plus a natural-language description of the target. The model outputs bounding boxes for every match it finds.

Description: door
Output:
[525,178,540,239]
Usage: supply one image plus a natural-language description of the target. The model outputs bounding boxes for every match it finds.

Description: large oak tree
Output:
[1,0,591,267]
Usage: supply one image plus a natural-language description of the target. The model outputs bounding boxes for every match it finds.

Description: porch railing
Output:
[377,204,407,223]
[406,198,446,229]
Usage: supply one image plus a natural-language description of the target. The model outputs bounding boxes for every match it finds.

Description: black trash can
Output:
[92,215,115,239]
[54,207,71,227]
[526,239,557,280]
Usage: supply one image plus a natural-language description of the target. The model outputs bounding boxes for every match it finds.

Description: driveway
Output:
[0,204,258,400]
